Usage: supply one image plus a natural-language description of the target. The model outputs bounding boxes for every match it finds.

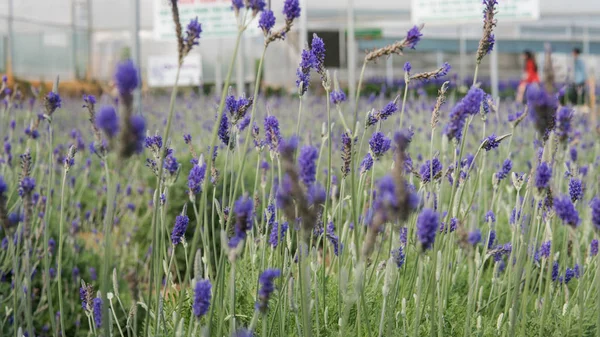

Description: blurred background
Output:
[0,0,599,97]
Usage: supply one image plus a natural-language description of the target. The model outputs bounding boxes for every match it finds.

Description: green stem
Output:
[399,81,410,127]
[102,157,116,337]
[42,123,57,336]
[56,167,68,337]
[145,64,182,337]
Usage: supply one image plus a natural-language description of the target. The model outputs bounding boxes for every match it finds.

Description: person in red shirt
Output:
[517,50,540,103]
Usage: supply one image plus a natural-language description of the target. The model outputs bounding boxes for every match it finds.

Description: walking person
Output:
[516,50,540,103]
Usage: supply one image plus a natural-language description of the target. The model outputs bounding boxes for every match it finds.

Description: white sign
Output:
[148,55,203,87]
[411,0,540,25]
[153,0,260,40]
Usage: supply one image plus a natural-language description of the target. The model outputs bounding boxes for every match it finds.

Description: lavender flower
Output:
[468,229,482,245]
[367,101,399,126]
[256,269,281,313]
[0,176,6,196]
[535,162,552,190]
[555,106,573,142]
[193,279,211,318]
[341,132,354,177]
[296,49,313,95]
[369,132,391,159]
[552,261,559,282]
[400,227,408,246]
[568,178,583,202]
[417,208,439,251]
[129,115,146,154]
[591,197,600,230]
[485,211,496,223]
[405,25,423,49]
[269,222,281,247]
[403,62,411,73]
[114,60,139,95]
[526,84,558,141]
[229,196,254,248]
[218,113,231,146]
[183,17,202,54]
[554,195,580,227]
[248,0,266,13]
[79,286,89,310]
[483,134,500,151]
[96,106,120,138]
[476,0,498,63]
[43,92,62,115]
[232,0,244,10]
[93,297,102,327]
[564,267,575,284]
[569,147,578,162]
[283,0,301,20]
[330,90,346,105]
[164,154,180,175]
[298,146,318,187]
[188,159,207,195]
[540,241,551,259]
[591,239,598,256]
[487,230,496,249]
[443,87,485,142]
[360,154,374,174]
[259,10,276,34]
[171,215,189,245]
[419,158,442,183]
[410,62,451,82]
[264,116,282,152]
[391,246,406,268]
[19,177,36,197]
[496,159,512,181]
[311,34,326,77]
[326,222,341,256]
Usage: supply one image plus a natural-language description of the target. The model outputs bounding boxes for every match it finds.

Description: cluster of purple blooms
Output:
[296,34,326,95]
[367,100,399,127]
[256,268,281,313]
[229,196,254,248]
[443,87,485,142]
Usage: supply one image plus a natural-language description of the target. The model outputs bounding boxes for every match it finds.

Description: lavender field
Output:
[1,1,600,336]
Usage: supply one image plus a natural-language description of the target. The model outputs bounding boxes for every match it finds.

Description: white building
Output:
[1,0,599,92]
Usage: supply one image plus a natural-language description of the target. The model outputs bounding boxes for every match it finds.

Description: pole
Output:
[347,0,356,102]
[72,0,78,79]
[436,50,444,67]
[133,0,142,113]
[7,0,14,80]
[385,55,393,88]
[459,25,467,83]
[87,0,93,80]
[216,41,223,96]
[490,40,499,99]
[299,0,307,50]
[583,26,590,55]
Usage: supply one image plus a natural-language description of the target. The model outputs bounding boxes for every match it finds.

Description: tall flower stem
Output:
[56,166,68,337]
[197,31,245,244]
[42,123,58,336]
[296,95,303,136]
[229,261,237,333]
[101,157,117,337]
[399,81,410,127]
[349,61,368,247]
[223,45,268,229]
[145,64,182,337]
